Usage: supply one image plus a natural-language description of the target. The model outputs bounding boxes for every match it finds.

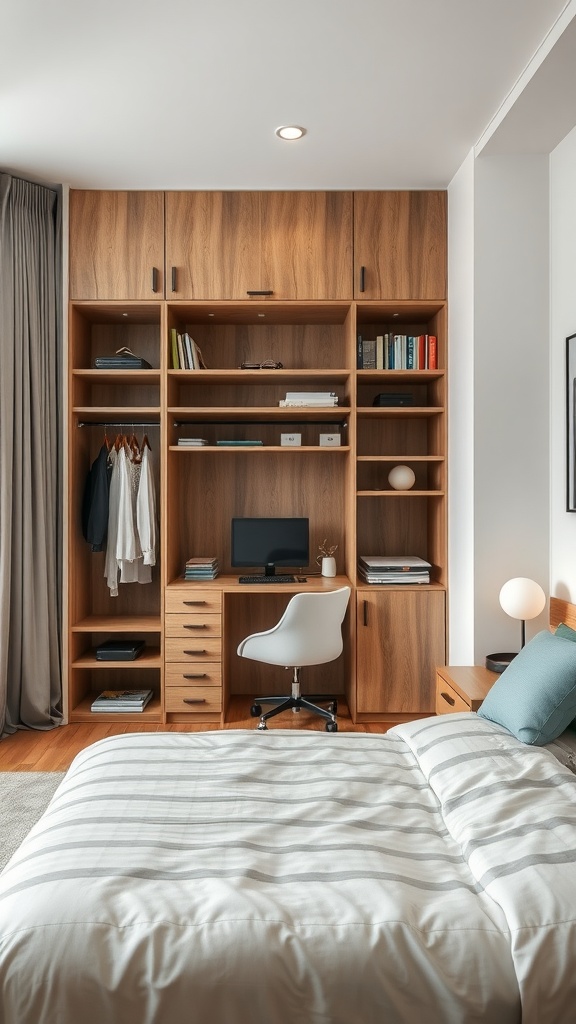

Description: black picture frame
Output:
[567,333,576,511]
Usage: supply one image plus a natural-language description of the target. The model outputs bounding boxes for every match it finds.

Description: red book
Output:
[427,335,437,370]
[417,335,426,370]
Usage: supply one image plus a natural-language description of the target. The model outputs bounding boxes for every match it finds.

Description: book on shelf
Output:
[184,556,219,580]
[177,438,209,446]
[91,689,154,712]
[279,392,338,407]
[356,333,438,370]
[170,329,207,370]
[216,439,263,446]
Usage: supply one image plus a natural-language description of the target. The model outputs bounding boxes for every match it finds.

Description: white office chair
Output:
[237,586,351,732]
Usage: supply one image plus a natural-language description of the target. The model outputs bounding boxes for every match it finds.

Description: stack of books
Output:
[358,556,432,584]
[91,689,154,713]
[177,438,209,446]
[279,392,338,408]
[170,329,207,370]
[185,556,219,580]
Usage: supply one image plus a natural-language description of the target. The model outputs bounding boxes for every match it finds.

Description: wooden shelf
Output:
[73,369,161,383]
[70,696,163,723]
[167,369,350,383]
[73,407,161,422]
[71,615,161,632]
[356,490,445,497]
[357,455,445,462]
[168,406,351,421]
[72,648,161,668]
[169,445,351,453]
[357,406,443,417]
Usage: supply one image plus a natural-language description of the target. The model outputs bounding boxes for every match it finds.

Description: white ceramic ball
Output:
[388,465,416,490]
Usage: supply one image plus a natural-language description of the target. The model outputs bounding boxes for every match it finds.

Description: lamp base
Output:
[486,652,518,673]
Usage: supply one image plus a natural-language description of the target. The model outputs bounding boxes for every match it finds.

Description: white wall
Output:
[472,155,550,659]
[550,125,576,600]
[447,151,475,662]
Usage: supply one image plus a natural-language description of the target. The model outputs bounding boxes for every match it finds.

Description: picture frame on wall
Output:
[566,333,576,511]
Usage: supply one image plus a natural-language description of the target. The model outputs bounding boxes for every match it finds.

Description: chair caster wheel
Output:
[325,721,338,732]
[250,704,261,717]
[328,700,338,714]
[257,721,268,731]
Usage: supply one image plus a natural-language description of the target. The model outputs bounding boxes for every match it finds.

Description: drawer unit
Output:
[435,666,497,715]
[165,685,223,714]
[435,680,472,714]
[164,586,224,720]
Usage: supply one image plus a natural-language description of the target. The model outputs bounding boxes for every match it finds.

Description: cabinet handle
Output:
[183,697,207,705]
[151,267,159,293]
[183,673,207,679]
[184,623,208,630]
[171,266,177,292]
[183,600,206,606]
[363,600,368,626]
[246,289,273,296]
[359,266,366,293]
[440,691,455,706]
[184,649,206,655]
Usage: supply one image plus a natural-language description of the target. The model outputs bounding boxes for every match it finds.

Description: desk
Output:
[165,575,352,724]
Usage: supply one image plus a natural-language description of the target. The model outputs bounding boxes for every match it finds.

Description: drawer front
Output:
[165,664,222,687]
[165,613,221,638]
[435,680,471,715]
[165,637,222,663]
[165,590,222,614]
[165,685,222,713]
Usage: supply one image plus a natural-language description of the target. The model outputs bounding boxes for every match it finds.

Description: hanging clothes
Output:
[81,442,111,552]
[102,438,157,596]
[137,443,157,567]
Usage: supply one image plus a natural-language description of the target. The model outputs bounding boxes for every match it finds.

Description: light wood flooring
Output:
[0,698,390,771]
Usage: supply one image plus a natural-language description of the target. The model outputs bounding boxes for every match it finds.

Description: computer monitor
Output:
[231,517,309,576]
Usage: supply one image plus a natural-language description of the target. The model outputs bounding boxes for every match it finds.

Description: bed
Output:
[2,615,576,1022]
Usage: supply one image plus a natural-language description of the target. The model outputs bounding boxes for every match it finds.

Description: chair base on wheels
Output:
[250,668,339,732]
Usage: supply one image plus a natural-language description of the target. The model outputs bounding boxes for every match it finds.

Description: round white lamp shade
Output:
[499,578,546,621]
[388,465,416,491]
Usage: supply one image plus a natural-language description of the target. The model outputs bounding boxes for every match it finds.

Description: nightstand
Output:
[435,665,499,715]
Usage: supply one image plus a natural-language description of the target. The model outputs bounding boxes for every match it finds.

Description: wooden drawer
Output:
[165,613,221,638]
[165,637,222,663]
[165,685,222,713]
[165,589,222,614]
[435,679,471,714]
[165,664,222,687]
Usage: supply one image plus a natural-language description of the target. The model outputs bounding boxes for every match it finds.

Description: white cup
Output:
[320,556,337,577]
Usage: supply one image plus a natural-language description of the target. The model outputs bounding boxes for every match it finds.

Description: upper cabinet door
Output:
[353,191,447,300]
[69,191,165,300]
[260,192,353,300]
[165,191,353,300]
[165,192,261,300]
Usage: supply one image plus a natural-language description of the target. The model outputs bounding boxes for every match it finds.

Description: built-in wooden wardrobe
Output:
[67,189,447,727]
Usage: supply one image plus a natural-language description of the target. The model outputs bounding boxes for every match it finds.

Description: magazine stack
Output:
[184,556,219,580]
[91,689,153,713]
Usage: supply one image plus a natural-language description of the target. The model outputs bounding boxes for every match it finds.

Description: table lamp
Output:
[486,577,546,673]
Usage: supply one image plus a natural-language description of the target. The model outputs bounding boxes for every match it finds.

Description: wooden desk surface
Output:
[167,574,352,593]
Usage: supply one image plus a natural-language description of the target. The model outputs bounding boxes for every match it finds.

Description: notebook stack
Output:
[358,556,432,584]
[177,438,209,446]
[91,689,154,713]
[185,556,219,580]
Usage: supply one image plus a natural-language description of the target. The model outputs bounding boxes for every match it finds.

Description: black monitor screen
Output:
[231,517,309,574]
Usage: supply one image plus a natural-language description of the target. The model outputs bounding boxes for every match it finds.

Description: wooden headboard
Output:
[550,597,576,632]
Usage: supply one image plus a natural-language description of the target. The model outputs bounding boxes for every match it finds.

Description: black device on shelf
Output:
[231,517,309,579]
[95,641,145,661]
[372,393,414,407]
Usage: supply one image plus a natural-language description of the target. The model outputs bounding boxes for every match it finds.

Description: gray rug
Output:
[0,771,66,871]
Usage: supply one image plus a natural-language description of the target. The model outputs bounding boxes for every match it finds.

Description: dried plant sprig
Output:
[318,538,338,558]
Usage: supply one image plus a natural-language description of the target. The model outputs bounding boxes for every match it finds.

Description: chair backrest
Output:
[238,586,351,668]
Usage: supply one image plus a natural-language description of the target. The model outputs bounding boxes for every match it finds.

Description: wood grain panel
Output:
[353,191,447,300]
[69,191,165,299]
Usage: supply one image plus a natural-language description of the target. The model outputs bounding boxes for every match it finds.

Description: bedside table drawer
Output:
[436,681,471,714]
[165,590,222,615]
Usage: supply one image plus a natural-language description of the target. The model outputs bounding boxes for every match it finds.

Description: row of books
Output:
[170,329,207,370]
[279,391,338,408]
[178,437,209,446]
[91,689,153,713]
[358,334,437,370]
[185,556,219,580]
[358,555,432,584]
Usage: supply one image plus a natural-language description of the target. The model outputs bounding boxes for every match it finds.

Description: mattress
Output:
[1,714,576,1023]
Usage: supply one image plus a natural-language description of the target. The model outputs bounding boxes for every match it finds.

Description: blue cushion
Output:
[555,622,576,642]
[478,630,576,745]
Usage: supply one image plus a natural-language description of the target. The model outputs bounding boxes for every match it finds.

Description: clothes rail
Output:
[77,421,160,428]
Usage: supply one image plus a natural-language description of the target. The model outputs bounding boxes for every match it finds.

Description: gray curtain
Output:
[0,173,63,737]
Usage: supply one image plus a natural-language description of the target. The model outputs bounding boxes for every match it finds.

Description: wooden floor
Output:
[0,698,390,771]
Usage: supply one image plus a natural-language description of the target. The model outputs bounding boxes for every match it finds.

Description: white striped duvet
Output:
[1,715,575,1023]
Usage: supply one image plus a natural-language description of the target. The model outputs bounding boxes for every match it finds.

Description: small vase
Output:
[321,556,337,578]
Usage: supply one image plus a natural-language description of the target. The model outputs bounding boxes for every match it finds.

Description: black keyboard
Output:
[239,574,297,584]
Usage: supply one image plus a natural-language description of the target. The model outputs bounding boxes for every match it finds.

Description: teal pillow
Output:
[556,622,576,642]
[478,630,576,745]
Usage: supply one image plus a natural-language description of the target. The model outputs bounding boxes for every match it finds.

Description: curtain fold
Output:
[0,173,63,736]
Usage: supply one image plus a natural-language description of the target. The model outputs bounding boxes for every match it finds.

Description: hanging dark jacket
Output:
[82,443,112,552]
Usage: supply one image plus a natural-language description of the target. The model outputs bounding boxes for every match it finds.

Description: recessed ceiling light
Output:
[275,125,306,141]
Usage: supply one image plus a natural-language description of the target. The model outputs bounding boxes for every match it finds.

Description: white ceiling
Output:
[2,0,575,190]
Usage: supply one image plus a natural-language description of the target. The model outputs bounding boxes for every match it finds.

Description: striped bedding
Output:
[1,715,575,1023]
